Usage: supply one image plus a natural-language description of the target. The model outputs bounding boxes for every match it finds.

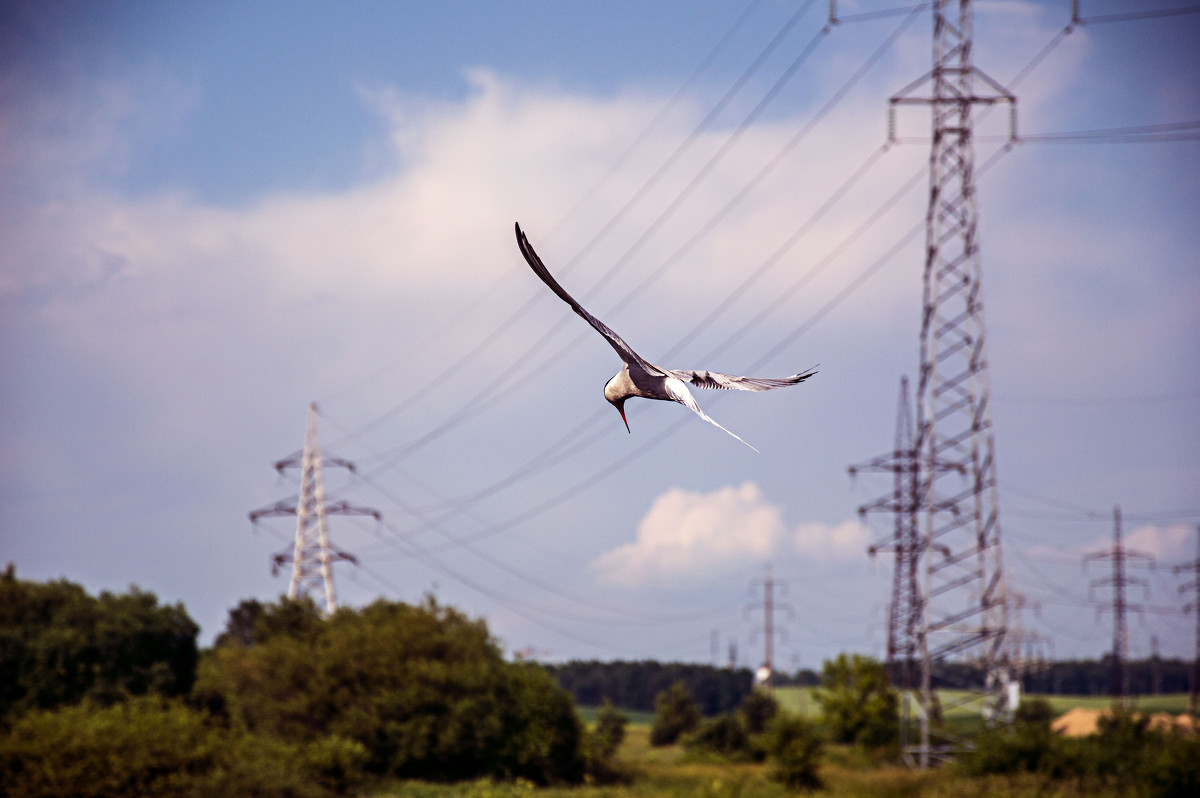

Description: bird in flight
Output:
[515,222,816,451]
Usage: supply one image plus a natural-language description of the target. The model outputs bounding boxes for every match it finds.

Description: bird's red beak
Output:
[617,402,630,433]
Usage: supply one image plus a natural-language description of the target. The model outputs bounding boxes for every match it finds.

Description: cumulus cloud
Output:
[590,482,872,587]
[590,482,784,587]
[1123,524,1192,561]
[793,518,871,560]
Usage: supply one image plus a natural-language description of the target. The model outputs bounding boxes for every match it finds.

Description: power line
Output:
[316,0,823,450]
[315,416,729,627]
[318,10,926,509]
[1085,506,1155,706]
[328,2,920,482]
[996,385,1200,405]
[1074,2,1200,26]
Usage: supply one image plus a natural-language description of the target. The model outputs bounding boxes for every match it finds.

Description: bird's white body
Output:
[516,223,816,450]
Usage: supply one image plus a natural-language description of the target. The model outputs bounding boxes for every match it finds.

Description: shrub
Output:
[0,565,199,721]
[684,713,751,759]
[963,703,1200,797]
[0,696,326,798]
[301,735,370,794]
[196,595,585,785]
[584,699,630,784]
[739,688,779,735]
[765,712,823,791]
[649,681,701,746]
[593,699,628,758]
[814,653,897,749]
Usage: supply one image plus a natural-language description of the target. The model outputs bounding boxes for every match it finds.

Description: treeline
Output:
[900,657,1195,696]
[546,660,754,715]
[1023,657,1193,696]
[0,566,598,797]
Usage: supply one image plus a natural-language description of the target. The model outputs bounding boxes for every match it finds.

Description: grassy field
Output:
[371,726,1135,798]
[371,693,1193,797]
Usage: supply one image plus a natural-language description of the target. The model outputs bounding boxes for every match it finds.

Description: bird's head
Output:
[603,376,631,434]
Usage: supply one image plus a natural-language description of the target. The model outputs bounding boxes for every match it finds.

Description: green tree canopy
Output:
[739,688,779,735]
[0,564,199,721]
[814,653,898,748]
[649,681,702,746]
[196,595,585,785]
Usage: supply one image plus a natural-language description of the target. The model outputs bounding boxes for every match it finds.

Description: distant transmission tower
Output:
[888,0,1017,767]
[249,404,380,615]
[1085,505,1153,708]
[851,376,921,691]
[1174,525,1200,714]
[748,564,792,689]
[850,376,927,763]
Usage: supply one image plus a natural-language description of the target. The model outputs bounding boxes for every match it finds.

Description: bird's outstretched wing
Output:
[667,367,818,392]
[515,222,663,376]
[662,377,758,452]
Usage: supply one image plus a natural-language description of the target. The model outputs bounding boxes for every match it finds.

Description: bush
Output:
[815,653,898,749]
[963,704,1200,797]
[684,713,752,760]
[592,699,628,759]
[649,681,701,746]
[1142,730,1200,798]
[0,565,199,721]
[301,735,370,794]
[739,689,778,735]
[584,699,629,784]
[196,595,585,785]
[765,712,823,791]
[0,696,328,798]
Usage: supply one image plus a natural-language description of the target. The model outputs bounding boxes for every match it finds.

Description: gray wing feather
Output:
[668,367,818,392]
[515,223,664,376]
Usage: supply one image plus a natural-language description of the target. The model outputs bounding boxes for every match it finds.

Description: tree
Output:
[592,699,627,760]
[584,699,629,783]
[739,689,779,735]
[814,654,898,748]
[0,695,343,798]
[650,681,701,746]
[0,565,199,721]
[765,713,823,791]
[195,595,585,784]
[684,713,750,759]
[546,660,753,714]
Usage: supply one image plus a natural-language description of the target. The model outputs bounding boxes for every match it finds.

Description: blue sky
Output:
[2,0,1198,673]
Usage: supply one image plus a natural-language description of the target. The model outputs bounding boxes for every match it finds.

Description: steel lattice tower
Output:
[851,377,921,691]
[250,404,380,615]
[888,0,1016,767]
[748,564,792,690]
[850,377,927,764]
[1173,526,1200,714]
[1086,506,1153,708]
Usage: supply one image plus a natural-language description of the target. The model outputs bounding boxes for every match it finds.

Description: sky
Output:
[2,0,1198,674]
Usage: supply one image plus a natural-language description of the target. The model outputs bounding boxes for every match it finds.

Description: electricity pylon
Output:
[851,377,921,691]
[1086,505,1153,708]
[888,0,1016,767]
[1173,525,1200,714]
[747,564,792,689]
[850,376,947,764]
[249,404,380,615]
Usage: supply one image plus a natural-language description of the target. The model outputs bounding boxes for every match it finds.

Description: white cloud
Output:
[1124,524,1192,561]
[590,482,784,587]
[793,518,871,560]
[589,482,873,587]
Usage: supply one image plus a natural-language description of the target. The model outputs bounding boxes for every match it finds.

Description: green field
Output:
[371,694,1194,797]
[773,686,1192,723]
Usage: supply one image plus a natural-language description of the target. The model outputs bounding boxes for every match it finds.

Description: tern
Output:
[515,222,816,451]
